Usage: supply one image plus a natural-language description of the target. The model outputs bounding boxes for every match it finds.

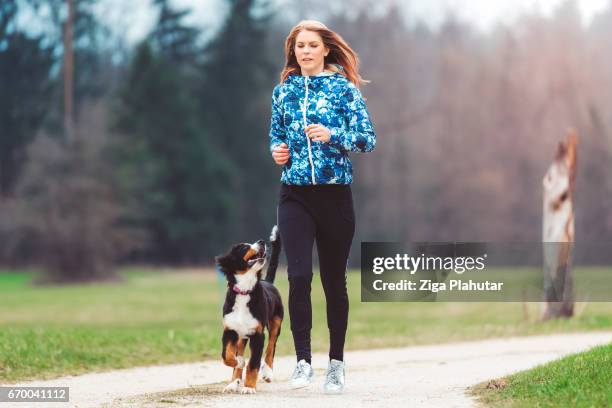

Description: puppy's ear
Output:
[215,252,246,276]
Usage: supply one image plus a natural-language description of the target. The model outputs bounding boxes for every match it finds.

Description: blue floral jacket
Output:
[269,67,377,185]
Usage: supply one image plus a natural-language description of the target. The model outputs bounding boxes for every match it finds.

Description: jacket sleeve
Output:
[269,85,286,153]
[328,82,377,153]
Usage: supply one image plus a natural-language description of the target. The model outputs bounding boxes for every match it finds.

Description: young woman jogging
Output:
[269,19,377,394]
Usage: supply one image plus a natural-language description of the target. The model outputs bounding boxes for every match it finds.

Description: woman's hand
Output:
[272,143,290,165]
[305,124,331,143]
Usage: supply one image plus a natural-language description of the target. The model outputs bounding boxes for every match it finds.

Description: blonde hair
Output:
[279,20,369,88]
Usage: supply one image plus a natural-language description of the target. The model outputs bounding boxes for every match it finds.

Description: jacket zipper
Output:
[303,75,317,185]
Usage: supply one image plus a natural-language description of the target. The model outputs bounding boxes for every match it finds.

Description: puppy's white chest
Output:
[223,295,259,338]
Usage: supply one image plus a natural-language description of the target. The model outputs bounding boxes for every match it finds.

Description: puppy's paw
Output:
[236,356,245,369]
[223,379,242,393]
[240,386,256,394]
[260,363,273,382]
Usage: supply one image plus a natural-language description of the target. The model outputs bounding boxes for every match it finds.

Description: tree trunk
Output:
[541,130,577,320]
[63,0,74,141]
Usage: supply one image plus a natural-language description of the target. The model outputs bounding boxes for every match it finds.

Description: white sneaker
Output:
[289,359,314,389]
[323,359,345,394]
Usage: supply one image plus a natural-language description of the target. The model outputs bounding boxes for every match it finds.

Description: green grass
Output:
[470,343,612,408]
[0,267,611,383]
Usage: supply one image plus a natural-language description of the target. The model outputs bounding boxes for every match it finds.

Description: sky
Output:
[120,0,609,44]
[30,0,612,46]
[406,0,609,29]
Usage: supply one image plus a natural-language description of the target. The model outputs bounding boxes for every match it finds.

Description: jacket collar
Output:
[287,64,344,84]
[313,70,337,77]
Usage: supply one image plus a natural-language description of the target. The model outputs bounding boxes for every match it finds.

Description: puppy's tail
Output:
[264,225,282,284]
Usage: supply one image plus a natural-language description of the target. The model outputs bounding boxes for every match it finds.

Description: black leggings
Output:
[277,183,355,363]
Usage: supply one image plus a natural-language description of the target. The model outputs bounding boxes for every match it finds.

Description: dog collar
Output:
[232,285,252,295]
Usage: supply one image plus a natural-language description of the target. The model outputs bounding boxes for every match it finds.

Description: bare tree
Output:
[16,102,141,283]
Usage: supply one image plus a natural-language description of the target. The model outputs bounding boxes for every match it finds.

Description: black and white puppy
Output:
[215,226,283,394]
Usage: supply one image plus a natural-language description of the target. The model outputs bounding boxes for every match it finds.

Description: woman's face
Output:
[294,29,329,75]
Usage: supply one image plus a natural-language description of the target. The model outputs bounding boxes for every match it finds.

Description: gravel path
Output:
[3,331,611,408]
